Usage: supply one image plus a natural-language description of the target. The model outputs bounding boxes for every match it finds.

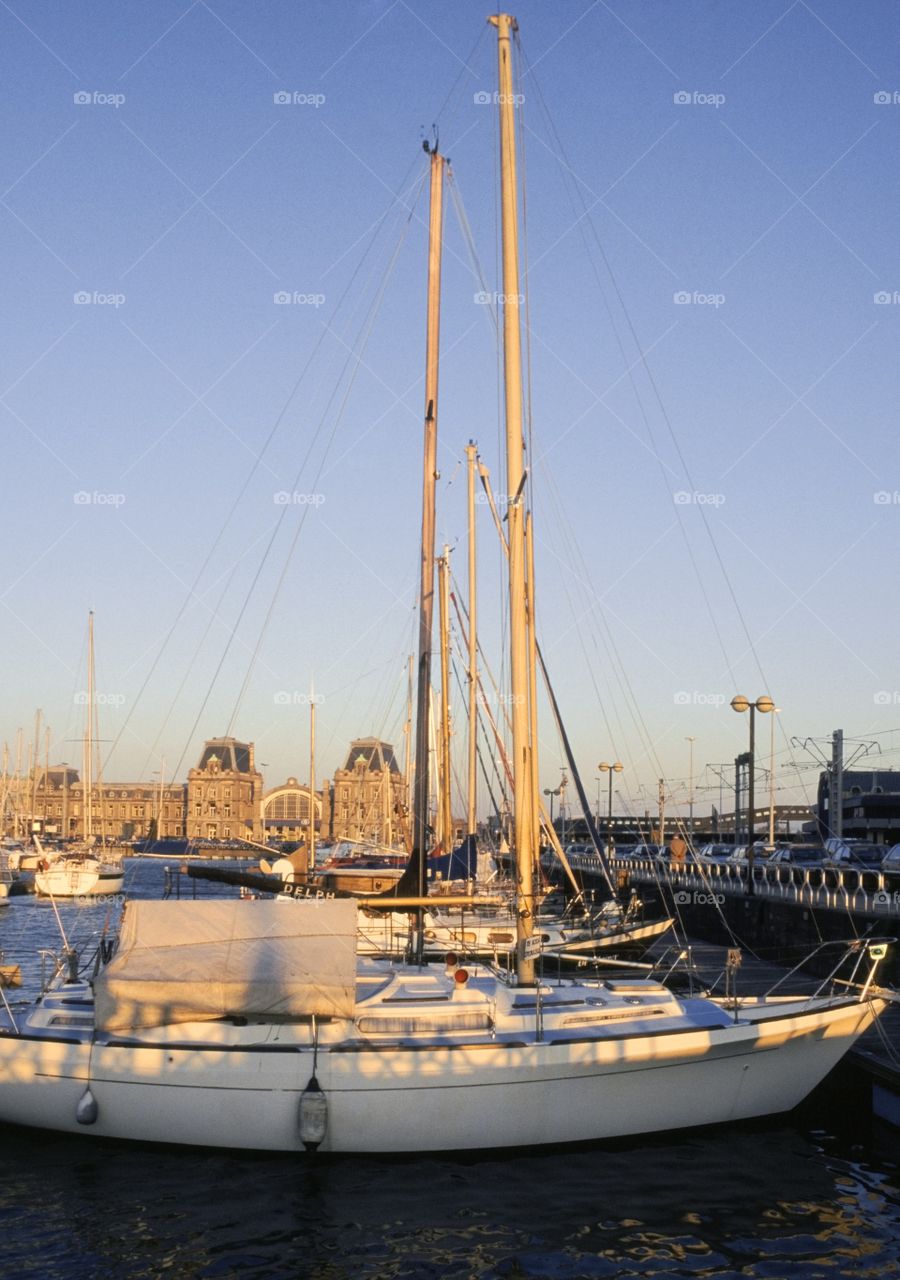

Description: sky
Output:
[2,0,900,826]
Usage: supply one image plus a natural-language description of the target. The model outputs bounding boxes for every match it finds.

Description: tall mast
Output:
[411,146,446,919]
[403,653,413,839]
[490,12,536,983]
[465,443,479,839]
[308,684,316,872]
[526,511,541,870]
[438,545,453,853]
[31,708,41,831]
[85,611,94,840]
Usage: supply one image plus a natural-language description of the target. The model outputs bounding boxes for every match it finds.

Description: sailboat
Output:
[33,614,124,900]
[0,14,889,1153]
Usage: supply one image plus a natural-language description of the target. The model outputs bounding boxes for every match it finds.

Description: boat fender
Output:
[39,859,49,872]
[298,1075,328,1151]
[76,1087,98,1126]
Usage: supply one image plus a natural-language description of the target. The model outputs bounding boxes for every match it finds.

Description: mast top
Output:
[488,14,518,32]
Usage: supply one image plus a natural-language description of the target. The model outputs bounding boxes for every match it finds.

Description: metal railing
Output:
[561,850,900,916]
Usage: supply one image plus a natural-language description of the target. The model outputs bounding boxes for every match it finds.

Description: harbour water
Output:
[1,863,899,1279]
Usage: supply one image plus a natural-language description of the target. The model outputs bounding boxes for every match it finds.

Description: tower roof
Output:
[196,737,255,774]
[341,738,400,774]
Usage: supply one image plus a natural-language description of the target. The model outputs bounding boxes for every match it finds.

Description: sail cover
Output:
[94,898,358,1030]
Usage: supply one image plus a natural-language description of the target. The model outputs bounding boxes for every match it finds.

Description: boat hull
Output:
[34,866,124,898]
[0,997,881,1153]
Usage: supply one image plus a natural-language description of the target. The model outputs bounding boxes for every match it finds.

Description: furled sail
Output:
[94,898,358,1030]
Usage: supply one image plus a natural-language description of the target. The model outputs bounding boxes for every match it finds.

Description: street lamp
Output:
[768,707,780,847]
[598,761,624,853]
[543,786,561,829]
[731,695,775,891]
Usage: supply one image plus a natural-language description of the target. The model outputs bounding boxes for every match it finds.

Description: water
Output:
[1,863,899,1280]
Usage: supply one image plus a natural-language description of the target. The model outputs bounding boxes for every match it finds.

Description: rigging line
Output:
[540,463,664,790]
[100,174,426,785]
[224,202,421,738]
[448,176,498,335]
[136,560,243,783]
[521,53,742,685]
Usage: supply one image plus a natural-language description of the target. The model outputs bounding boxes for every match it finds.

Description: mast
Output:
[438,545,453,854]
[403,653,413,837]
[490,12,536,983]
[308,685,317,872]
[410,146,446,934]
[85,612,94,840]
[465,443,478,839]
[526,511,541,871]
[31,708,41,832]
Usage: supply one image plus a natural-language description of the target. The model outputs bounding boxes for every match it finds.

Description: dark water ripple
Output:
[1,862,899,1279]
[0,1126,896,1280]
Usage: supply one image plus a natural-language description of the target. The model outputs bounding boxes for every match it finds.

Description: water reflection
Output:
[0,1123,897,1279]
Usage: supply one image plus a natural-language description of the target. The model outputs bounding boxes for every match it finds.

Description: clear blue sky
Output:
[2,1,900,823]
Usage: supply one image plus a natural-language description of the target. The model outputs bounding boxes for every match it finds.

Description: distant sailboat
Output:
[34,613,124,900]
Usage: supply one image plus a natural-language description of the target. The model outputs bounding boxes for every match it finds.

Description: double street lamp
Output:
[731,694,775,891]
[598,761,624,852]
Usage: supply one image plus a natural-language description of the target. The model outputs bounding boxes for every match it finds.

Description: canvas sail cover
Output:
[94,898,358,1030]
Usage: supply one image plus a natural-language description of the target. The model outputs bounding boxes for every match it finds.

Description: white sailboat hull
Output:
[34,862,124,898]
[0,990,881,1153]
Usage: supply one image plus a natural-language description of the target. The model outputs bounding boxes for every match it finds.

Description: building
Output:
[185,737,264,842]
[323,737,407,844]
[18,766,187,842]
[261,778,322,843]
[15,737,263,843]
[10,734,410,848]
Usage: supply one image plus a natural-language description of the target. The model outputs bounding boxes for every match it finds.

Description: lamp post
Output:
[598,761,624,854]
[543,786,560,830]
[768,707,780,847]
[731,695,774,893]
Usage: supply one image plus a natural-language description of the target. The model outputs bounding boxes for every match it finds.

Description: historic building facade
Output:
[15,735,407,847]
[18,737,263,843]
[261,778,322,843]
[322,737,407,845]
[185,737,264,842]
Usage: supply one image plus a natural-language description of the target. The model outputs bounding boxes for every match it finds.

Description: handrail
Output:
[555,849,900,916]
